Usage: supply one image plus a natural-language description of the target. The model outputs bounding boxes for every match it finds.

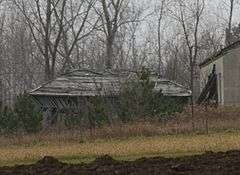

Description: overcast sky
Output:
[132,0,240,45]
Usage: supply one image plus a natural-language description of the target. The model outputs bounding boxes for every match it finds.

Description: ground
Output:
[1,131,240,166]
[2,149,240,174]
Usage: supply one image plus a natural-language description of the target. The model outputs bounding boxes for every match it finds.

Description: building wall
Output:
[200,46,240,105]
[223,46,240,105]
[200,56,224,105]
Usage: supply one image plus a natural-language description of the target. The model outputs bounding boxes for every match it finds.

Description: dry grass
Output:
[1,131,240,166]
[0,107,240,146]
[2,106,240,146]
[1,106,240,166]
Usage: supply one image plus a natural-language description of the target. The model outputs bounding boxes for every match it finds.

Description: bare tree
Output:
[13,0,96,80]
[1,0,240,111]
[12,0,66,80]
[226,0,235,45]
[228,0,234,32]
[169,0,205,128]
[0,0,7,108]
[60,0,99,72]
[156,0,167,75]
[123,2,145,70]
[96,0,130,69]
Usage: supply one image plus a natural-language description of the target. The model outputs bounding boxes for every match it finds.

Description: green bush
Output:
[14,94,43,133]
[147,93,187,118]
[63,112,84,129]
[119,67,187,121]
[89,97,110,126]
[63,97,109,129]
[0,107,19,134]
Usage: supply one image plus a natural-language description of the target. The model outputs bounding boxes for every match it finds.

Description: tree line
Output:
[0,0,240,107]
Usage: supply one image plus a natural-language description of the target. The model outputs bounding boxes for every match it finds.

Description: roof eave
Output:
[199,40,240,68]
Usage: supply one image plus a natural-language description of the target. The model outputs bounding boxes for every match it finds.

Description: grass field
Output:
[2,106,240,167]
[1,131,240,166]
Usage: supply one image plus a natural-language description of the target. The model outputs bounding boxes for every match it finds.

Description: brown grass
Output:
[1,132,240,166]
[1,106,240,166]
[1,106,240,146]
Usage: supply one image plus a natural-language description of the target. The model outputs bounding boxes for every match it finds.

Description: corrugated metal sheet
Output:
[29,69,191,97]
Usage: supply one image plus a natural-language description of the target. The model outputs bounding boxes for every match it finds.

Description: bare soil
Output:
[1,150,240,175]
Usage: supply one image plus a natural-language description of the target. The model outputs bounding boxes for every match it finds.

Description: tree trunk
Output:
[44,0,52,81]
[106,37,114,69]
[0,79,3,111]
[226,0,234,45]
[190,60,195,130]
[157,0,165,76]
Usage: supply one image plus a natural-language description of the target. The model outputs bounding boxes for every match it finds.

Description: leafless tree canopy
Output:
[0,0,240,106]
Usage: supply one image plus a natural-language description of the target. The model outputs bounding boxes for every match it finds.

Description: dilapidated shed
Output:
[29,69,191,122]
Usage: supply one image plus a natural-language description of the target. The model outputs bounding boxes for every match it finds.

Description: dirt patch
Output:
[1,150,240,174]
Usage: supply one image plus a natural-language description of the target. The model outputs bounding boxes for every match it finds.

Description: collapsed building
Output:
[29,69,191,123]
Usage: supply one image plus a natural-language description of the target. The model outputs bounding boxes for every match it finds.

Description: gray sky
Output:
[134,0,240,45]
